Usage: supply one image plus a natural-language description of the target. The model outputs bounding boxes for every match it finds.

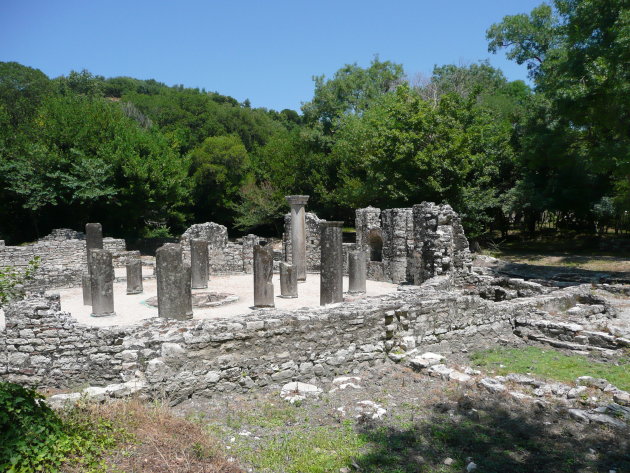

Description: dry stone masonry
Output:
[2,200,627,413]
[355,203,472,284]
[0,229,130,290]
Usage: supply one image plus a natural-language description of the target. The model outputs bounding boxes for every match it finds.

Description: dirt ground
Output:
[175,361,630,473]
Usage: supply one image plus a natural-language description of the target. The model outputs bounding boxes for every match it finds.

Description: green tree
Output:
[488,0,630,216]
[190,135,249,225]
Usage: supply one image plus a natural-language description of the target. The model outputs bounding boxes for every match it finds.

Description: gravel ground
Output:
[54,272,398,327]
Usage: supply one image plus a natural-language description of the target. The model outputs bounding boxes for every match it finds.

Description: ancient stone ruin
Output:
[0,199,628,421]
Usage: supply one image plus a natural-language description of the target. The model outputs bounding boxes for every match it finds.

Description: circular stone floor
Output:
[55,272,398,327]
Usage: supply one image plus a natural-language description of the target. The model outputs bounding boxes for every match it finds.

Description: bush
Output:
[0,256,40,307]
[0,382,122,473]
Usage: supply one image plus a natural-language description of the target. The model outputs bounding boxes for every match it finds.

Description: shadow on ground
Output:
[495,260,630,285]
[354,395,630,473]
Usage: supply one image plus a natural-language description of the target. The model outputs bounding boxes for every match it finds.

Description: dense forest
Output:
[1,0,628,244]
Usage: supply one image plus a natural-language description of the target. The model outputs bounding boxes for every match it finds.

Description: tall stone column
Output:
[286,195,309,281]
[190,238,209,289]
[253,243,274,307]
[89,249,115,317]
[156,243,192,320]
[82,272,92,305]
[348,250,367,294]
[83,222,103,305]
[126,259,143,294]
[279,262,297,298]
[320,221,344,305]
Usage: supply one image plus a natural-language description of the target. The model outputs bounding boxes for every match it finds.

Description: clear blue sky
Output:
[1,0,542,111]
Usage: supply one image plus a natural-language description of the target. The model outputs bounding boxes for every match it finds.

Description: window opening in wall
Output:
[367,229,383,262]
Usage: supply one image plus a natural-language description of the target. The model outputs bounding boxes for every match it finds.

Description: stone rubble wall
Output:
[0,231,128,289]
[412,202,472,284]
[283,212,325,272]
[382,208,414,284]
[0,284,598,403]
[355,203,472,284]
[180,222,265,274]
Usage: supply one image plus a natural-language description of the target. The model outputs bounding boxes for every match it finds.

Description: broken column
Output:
[279,262,298,298]
[83,222,103,305]
[126,258,143,294]
[190,238,209,289]
[286,195,309,281]
[348,250,367,294]
[156,243,192,319]
[89,249,115,317]
[320,221,344,305]
[253,243,274,307]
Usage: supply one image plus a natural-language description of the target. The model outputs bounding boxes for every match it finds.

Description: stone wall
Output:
[0,231,128,289]
[0,283,595,403]
[412,202,472,284]
[355,203,472,284]
[180,222,263,274]
[283,212,325,272]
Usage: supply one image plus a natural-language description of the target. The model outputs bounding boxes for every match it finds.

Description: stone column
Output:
[183,264,193,316]
[320,221,344,305]
[82,272,91,305]
[156,243,192,319]
[83,222,103,305]
[89,249,115,317]
[348,250,367,294]
[286,195,309,281]
[253,243,274,307]
[279,262,298,298]
[126,259,143,294]
[190,238,209,289]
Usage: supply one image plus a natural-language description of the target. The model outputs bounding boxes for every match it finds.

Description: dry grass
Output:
[70,399,244,473]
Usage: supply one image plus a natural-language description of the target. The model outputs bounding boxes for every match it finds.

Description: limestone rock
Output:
[280,382,322,403]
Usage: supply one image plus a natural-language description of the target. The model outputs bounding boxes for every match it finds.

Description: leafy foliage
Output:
[0,257,40,307]
[0,382,123,473]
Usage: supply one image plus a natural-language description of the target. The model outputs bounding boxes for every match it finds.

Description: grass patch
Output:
[471,346,630,390]
[234,422,366,473]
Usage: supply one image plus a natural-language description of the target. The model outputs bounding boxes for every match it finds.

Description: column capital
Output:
[286,195,310,206]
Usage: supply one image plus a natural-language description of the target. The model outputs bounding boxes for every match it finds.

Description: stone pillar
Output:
[156,243,192,320]
[320,221,344,305]
[286,195,309,281]
[348,250,367,294]
[89,249,115,317]
[84,222,103,305]
[190,238,209,289]
[126,259,143,294]
[253,243,274,307]
[279,262,298,298]
[82,272,91,305]
[183,264,193,316]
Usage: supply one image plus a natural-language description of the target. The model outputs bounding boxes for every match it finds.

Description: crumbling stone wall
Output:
[180,223,263,274]
[0,230,128,289]
[382,208,414,284]
[283,212,325,272]
[355,203,471,284]
[412,202,472,284]
[0,284,596,402]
